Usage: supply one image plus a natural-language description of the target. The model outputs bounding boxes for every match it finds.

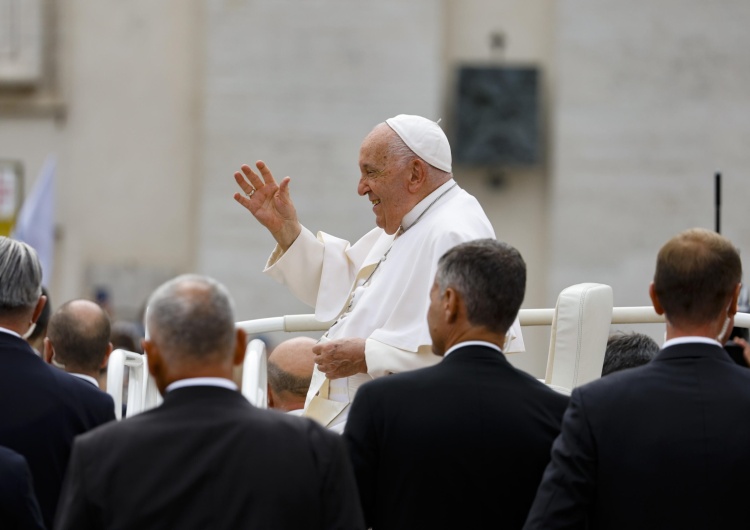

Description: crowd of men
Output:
[3,113,750,529]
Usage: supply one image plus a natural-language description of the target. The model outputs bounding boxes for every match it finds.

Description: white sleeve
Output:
[364,338,441,378]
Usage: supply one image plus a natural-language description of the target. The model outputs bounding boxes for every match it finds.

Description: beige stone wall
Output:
[0,0,201,319]
[550,0,750,345]
[196,0,445,324]
[4,0,750,375]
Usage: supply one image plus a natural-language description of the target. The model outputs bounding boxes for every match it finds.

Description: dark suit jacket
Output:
[0,332,115,529]
[343,343,569,530]
[0,445,46,530]
[524,342,750,530]
[55,385,365,530]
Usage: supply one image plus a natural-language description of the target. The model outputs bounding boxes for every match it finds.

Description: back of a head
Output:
[0,237,43,316]
[146,274,236,363]
[436,238,526,335]
[654,228,742,326]
[47,300,111,372]
[602,331,660,376]
[267,337,316,401]
[110,320,143,353]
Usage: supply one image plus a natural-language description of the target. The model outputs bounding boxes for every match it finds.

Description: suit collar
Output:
[0,330,40,357]
[444,340,501,358]
[0,326,22,339]
[656,342,733,363]
[441,343,510,367]
[161,384,248,407]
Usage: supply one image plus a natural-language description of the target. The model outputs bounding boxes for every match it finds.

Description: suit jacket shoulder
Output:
[0,446,45,530]
[56,386,365,530]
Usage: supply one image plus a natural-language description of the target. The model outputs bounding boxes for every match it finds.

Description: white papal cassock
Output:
[265,179,525,430]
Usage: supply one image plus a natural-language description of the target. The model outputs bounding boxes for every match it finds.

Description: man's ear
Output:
[233,328,247,367]
[407,159,428,192]
[144,339,166,393]
[649,282,664,315]
[43,337,54,364]
[31,295,47,324]
[728,283,742,316]
[100,342,114,369]
[444,287,460,324]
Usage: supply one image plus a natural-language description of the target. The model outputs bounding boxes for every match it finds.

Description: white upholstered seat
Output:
[543,283,614,392]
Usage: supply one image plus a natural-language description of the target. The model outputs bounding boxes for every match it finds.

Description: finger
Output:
[233,192,253,210]
[234,171,256,196]
[240,163,266,190]
[278,176,292,200]
[256,160,278,187]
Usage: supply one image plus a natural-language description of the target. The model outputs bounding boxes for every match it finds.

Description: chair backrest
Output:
[241,338,268,408]
[106,349,162,420]
[544,283,614,391]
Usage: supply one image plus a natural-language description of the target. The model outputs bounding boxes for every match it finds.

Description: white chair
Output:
[106,349,162,420]
[241,338,268,408]
[543,283,614,392]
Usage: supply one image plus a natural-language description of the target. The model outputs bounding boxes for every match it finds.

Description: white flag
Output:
[12,155,56,286]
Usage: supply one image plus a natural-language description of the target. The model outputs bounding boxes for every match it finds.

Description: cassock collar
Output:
[400,179,457,232]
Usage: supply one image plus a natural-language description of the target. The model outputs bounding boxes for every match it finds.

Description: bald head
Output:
[46,299,112,373]
[267,337,316,412]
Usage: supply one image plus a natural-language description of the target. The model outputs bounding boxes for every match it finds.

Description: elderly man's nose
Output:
[358,178,369,196]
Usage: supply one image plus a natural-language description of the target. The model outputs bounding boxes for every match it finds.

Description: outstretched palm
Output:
[233,160,301,249]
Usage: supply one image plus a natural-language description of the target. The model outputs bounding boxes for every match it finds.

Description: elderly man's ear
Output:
[407,159,429,193]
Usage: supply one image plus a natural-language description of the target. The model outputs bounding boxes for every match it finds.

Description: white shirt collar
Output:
[400,179,457,232]
[70,373,100,388]
[662,336,722,349]
[0,326,22,339]
[166,377,238,393]
[444,340,503,358]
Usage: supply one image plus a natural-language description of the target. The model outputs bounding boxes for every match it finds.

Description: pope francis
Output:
[233,114,524,431]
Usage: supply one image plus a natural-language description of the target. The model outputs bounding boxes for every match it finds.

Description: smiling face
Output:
[357,125,415,235]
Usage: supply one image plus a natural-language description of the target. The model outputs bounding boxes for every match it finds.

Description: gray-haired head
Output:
[0,237,43,314]
[435,238,526,335]
[145,274,236,362]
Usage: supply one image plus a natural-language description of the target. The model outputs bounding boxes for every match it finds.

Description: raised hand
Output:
[233,160,302,250]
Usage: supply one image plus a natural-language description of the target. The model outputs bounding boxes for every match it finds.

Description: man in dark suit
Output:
[0,445,46,530]
[0,237,116,529]
[56,274,365,529]
[343,239,569,530]
[524,227,750,529]
[44,299,114,390]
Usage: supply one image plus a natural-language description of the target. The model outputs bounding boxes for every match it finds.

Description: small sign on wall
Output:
[0,159,22,236]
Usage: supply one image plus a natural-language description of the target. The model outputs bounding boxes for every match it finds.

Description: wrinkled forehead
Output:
[359,124,394,161]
